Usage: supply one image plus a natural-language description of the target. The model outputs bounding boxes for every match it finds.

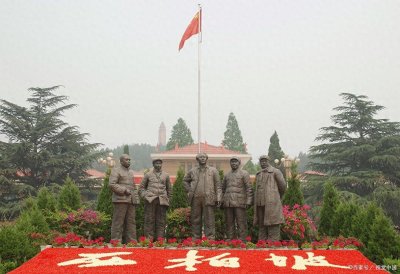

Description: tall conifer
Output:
[222,112,246,153]
[166,118,194,150]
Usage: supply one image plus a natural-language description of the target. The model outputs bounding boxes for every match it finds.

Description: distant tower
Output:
[158,122,166,147]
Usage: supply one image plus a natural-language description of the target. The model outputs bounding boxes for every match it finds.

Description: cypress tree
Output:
[169,168,188,210]
[58,176,81,211]
[166,118,194,150]
[318,182,339,236]
[330,201,361,237]
[365,214,400,264]
[37,187,57,213]
[96,168,113,216]
[283,164,304,207]
[222,112,246,153]
[268,131,285,164]
[351,202,382,247]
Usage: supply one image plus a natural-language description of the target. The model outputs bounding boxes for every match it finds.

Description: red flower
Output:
[167,238,177,244]
[139,236,146,242]
[110,239,120,247]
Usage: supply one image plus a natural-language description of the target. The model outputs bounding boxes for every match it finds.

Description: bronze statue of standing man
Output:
[222,156,253,241]
[109,154,139,243]
[139,158,172,240]
[253,155,286,241]
[183,153,222,240]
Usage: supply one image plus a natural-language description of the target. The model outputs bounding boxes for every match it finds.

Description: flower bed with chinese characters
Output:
[9,247,387,273]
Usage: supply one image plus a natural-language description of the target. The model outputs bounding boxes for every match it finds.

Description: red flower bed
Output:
[9,248,386,273]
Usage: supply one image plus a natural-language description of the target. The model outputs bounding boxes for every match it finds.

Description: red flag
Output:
[179,10,201,51]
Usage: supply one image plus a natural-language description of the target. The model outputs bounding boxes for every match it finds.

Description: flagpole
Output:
[197,4,202,153]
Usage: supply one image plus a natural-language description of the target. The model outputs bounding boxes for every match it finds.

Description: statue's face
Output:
[230,159,240,170]
[260,159,269,169]
[120,156,131,168]
[153,160,162,171]
[197,154,208,165]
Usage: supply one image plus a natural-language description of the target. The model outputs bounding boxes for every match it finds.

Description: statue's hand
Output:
[216,201,222,208]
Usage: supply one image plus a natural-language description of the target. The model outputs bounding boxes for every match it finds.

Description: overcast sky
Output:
[1,0,399,159]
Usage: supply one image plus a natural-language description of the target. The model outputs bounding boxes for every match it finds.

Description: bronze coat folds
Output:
[109,166,139,204]
[183,166,222,205]
[253,166,287,226]
[139,170,172,206]
[222,169,253,208]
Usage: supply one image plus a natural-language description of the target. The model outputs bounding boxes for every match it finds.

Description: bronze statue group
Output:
[109,153,286,244]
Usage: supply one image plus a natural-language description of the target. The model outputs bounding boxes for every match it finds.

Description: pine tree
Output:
[222,112,246,153]
[37,187,57,213]
[318,182,339,236]
[370,136,400,187]
[58,176,81,211]
[96,169,113,216]
[169,168,188,210]
[268,131,285,163]
[282,165,304,207]
[372,185,400,226]
[310,93,400,188]
[0,86,101,188]
[166,118,194,150]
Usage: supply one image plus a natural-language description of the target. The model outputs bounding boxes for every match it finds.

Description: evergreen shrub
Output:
[318,181,339,236]
[96,168,113,216]
[135,198,145,238]
[58,176,82,211]
[37,187,57,213]
[0,226,36,264]
[169,168,188,211]
[15,205,50,236]
[0,261,18,274]
[283,167,304,207]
